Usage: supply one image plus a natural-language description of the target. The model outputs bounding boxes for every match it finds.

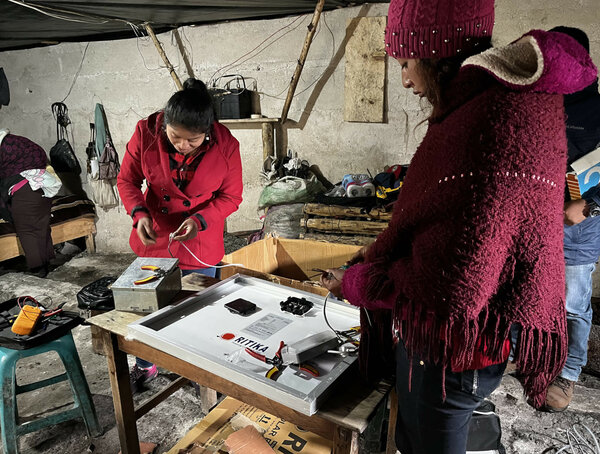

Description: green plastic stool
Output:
[0,331,102,454]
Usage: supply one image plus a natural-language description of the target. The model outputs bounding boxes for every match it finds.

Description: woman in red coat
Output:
[118,78,243,275]
[117,78,243,387]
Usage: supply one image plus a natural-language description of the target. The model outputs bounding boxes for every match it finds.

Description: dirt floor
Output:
[1,238,600,453]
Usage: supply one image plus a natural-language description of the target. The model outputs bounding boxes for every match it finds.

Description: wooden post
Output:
[262,122,275,163]
[144,24,183,91]
[102,331,141,454]
[280,0,326,124]
[172,29,195,79]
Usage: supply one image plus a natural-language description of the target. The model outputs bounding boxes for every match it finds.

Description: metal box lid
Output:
[112,257,180,291]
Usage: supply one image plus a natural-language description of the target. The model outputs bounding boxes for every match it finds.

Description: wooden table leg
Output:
[333,426,359,454]
[386,388,398,454]
[102,330,141,454]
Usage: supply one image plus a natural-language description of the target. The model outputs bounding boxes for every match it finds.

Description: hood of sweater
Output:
[463,29,597,95]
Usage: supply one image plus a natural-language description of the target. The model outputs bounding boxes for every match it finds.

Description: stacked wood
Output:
[301,203,391,238]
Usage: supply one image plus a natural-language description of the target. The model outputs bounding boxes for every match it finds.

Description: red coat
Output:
[117,112,243,269]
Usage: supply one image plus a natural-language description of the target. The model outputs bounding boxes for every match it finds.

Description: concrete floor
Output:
[1,244,600,453]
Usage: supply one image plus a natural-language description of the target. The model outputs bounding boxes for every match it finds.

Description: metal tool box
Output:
[112,258,181,313]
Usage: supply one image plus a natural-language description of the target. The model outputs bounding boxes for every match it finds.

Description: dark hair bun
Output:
[183,78,208,93]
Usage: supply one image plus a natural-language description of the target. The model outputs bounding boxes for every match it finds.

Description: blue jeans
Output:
[181,267,218,278]
[562,263,595,381]
[136,266,217,369]
[395,341,506,454]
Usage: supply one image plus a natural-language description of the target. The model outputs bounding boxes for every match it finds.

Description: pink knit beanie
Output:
[385,0,495,59]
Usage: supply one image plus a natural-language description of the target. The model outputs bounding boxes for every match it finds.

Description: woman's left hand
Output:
[320,268,345,299]
[172,218,199,242]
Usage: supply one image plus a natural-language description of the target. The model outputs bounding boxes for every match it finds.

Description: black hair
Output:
[417,38,492,120]
[550,26,590,53]
[164,78,214,133]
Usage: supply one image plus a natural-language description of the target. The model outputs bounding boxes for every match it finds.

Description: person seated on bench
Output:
[0,130,61,277]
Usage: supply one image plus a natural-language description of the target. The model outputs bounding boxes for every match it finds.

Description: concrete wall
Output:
[1,2,599,252]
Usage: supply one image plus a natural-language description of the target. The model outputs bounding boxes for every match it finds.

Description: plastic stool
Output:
[0,331,102,454]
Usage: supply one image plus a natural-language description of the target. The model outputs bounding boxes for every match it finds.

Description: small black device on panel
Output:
[225,298,257,316]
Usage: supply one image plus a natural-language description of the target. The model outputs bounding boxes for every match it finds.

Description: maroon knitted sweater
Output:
[341,30,598,407]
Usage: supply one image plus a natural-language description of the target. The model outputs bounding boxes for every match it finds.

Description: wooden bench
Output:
[0,216,96,263]
[0,195,97,262]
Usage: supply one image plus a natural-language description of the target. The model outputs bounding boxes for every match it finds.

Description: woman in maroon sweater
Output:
[321,0,597,452]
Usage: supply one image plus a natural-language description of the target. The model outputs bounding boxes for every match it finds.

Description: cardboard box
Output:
[167,396,332,454]
[570,146,600,196]
[221,237,362,297]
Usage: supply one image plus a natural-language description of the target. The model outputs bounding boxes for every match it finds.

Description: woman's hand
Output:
[172,218,199,242]
[564,199,588,226]
[320,268,345,299]
[346,244,370,266]
[136,217,157,246]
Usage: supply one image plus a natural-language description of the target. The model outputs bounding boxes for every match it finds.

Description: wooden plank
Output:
[51,216,96,244]
[386,388,398,454]
[219,117,279,124]
[304,203,393,221]
[134,376,189,420]
[333,427,359,454]
[302,218,388,235]
[344,17,387,123]
[0,216,96,262]
[102,330,141,454]
[0,233,23,262]
[298,232,375,246]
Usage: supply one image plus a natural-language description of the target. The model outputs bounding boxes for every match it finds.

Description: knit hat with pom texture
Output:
[385,0,495,60]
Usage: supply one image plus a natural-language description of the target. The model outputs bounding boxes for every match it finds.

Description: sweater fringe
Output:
[390,297,567,408]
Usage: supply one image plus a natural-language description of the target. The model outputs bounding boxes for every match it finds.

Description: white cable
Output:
[555,424,600,454]
[8,0,110,24]
[168,233,244,269]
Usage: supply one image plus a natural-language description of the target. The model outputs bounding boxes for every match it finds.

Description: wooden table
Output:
[88,274,395,454]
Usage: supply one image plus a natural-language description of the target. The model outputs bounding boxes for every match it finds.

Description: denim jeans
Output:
[136,266,218,369]
[562,263,595,381]
[395,341,506,454]
[181,267,218,278]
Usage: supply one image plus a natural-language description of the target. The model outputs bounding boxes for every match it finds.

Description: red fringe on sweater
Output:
[387,297,567,408]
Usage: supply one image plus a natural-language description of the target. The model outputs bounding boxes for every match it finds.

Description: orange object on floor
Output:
[225,425,275,454]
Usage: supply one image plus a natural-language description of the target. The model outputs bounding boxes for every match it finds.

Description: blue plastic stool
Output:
[0,331,102,454]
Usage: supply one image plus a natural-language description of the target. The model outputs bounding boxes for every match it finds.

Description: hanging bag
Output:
[49,102,81,174]
[94,103,120,180]
[98,137,120,180]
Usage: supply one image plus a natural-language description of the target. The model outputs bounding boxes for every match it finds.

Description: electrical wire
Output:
[167,233,245,270]
[61,42,90,103]
[322,292,360,347]
[8,0,110,24]
[259,13,336,101]
[209,13,308,86]
[555,424,600,454]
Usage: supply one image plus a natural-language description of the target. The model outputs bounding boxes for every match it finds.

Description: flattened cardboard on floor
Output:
[167,396,332,454]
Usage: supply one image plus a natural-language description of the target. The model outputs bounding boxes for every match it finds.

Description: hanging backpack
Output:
[49,102,81,174]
